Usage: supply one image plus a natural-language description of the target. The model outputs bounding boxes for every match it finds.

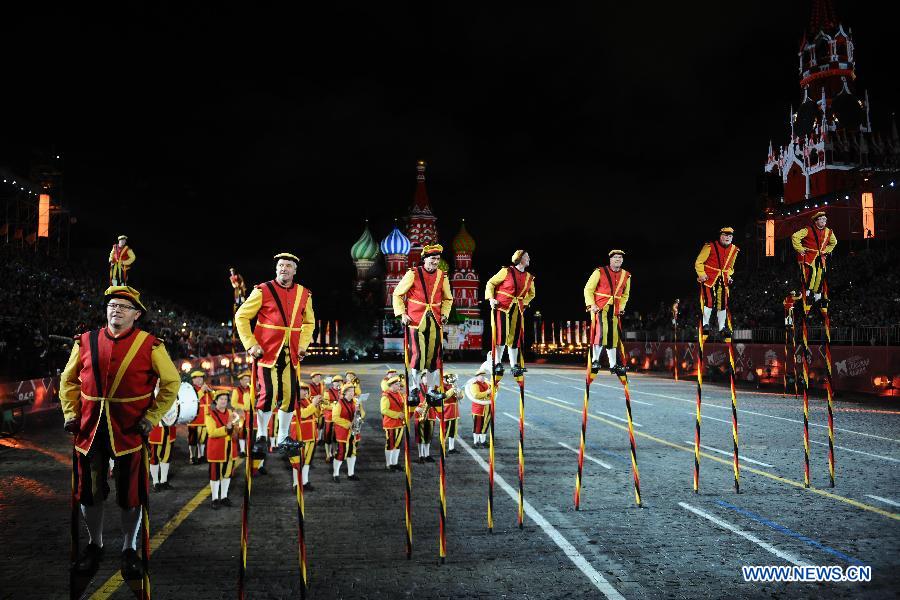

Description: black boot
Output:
[493,363,505,377]
[590,358,602,374]
[278,438,302,457]
[720,326,733,340]
[120,548,144,581]
[701,325,710,337]
[74,543,104,574]
[511,365,527,377]
[251,437,268,458]
[610,364,627,377]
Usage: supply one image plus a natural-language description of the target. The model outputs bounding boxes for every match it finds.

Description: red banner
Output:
[622,341,900,397]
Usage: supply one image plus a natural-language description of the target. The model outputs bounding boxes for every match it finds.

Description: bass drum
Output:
[162,382,200,426]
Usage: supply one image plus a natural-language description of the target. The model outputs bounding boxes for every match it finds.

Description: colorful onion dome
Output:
[452,219,475,254]
[350,221,379,261]
[380,224,411,256]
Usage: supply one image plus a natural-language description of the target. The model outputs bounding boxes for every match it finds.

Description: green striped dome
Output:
[350,222,379,261]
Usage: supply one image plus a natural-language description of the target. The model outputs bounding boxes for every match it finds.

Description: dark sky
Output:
[2,2,898,322]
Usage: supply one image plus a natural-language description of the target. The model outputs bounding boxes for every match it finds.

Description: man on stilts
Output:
[109,235,136,286]
[694,227,739,339]
[583,250,631,376]
[235,252,315,461]
[392,244,453,405]
[61,286,179,592]
[484,250,535,377]
[792,211,837,313]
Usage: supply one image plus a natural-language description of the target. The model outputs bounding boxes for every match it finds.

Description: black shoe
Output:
[239,451,246,458]
[512,365,527,377]
[818,297,830,309]
[251,438,268,458]
[160,482,174,490]
[493,364,505,377]
[211,499,220,510]
[407,391,422,407]
[74,543,104,574]
[701,325,710,337]
[189,457,198,465]
[610,364,627,377]
[385,465,394,471]
[590,359,601,374]
[425,456,435,463]
[348,474,360,481]
[391,464,402,471]
[303,483,315,491]
[153,483,161,492]
[417,457,426,464]
[426,391,445,407]
[720,327,733,340]
[332,476,340,483]
[448,448,459,454]
[120,548,144,581]
[278,438,302,457]
[220,497,232,507]
[257,465,268,475]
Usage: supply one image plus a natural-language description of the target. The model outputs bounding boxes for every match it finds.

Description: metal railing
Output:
[623,324,900,346]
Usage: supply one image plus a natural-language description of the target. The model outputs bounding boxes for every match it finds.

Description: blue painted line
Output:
[715,499,866,566]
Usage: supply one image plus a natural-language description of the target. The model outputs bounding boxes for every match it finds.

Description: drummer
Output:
[206,389,239,508]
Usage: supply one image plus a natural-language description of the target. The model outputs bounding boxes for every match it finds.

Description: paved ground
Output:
[1,363,898,599]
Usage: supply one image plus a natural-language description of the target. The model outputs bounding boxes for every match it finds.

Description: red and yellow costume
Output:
[60,321,179,508]
[392,248,453,375]
[485,255,535,352]
[108,237,136,286]
[380,380,405,460]
[229,270,247,306]
[205,394,239,504]
[468,377,492,438]
[289,384,321,486]
[187,372,213,461]
[791,214,837,297]
[694,238,739,311]
[331,384,365,479]
[235,273,315,413]
[322,378,342,460]
[584,262,631,350]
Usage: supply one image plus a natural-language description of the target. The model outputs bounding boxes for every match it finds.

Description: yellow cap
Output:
[341,382,357,394]
[104,285,147,313]
[422,244,443,258]
[812,211,827,220]
[720,227,735,234]
[189,370,206,378]
[331,375,344,383]
[511,249,527,264]
[237,370,251,380]
[608,249,625,257]
[274,252,300,265]
[117,234,128,240]
[385,375,402,386]
[299,382,310,390]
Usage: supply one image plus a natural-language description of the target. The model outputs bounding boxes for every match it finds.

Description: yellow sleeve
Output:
[392,270,416,316]
[230,389,243,411]
[380,379,389,392]
[123,248,135,266]
[524,277,536,306]
[332,404,352,429]
[380,394,402,418]
[59,341,83,422]
[791,228,808,254]
[620,276,631,312]
[234,287,263,351]
[824,230,837,254]
[441,273,453,318]
[694,243,711,278]
[298,292,315,350]
[359,401,366,420]
[108,248,115,263]
[728,246,740,279]
[473,385,491,400]
[299,402,320,419]
[145,343,180,426]
[205,412,229,438]
[583,269,600,308]
[484,268,508,300]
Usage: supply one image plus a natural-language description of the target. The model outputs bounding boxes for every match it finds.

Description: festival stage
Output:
[1,364,897,599]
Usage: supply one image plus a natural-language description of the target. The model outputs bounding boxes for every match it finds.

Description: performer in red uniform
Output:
[322,375,343,462]
[60,286,179,581]
[229,267,247,308]
[205,389,240,509]
[234,252,315,458]
[331,383,365,482]
[392,244,453,405]
[380,374,405,471]
[148,381,176,491]
[288,382,322,490]
[791,211,838,309]
[439,373,460,454]
[186,370,213,464]
[108,235,136,286]
[230,370,252,457]
[468,369,492,448]
[485,250,536,376]
[307,371,324,443]
[583,250,631,375]
[694,227,739,338]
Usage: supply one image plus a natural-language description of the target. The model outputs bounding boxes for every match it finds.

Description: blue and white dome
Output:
[380,226,411,256]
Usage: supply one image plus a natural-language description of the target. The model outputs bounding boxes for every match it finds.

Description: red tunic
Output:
[205,408,238,463]
[797,227,834,266]
[189,385,212,427]
[74,327,159,456]
[469,380,491,416]
[148,424,176,444]
[404,267,447,328]
[253,280,310,367]
[381,390,405,429]
[323,386,340,422]
[333,398,358,443]
[442,383,459,420]
[591,267,631,313]
[700,241,739,288]
[289,397,318,442]
[493,269,534,313]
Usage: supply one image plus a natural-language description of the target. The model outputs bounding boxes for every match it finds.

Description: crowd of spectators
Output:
[0,250,231,381]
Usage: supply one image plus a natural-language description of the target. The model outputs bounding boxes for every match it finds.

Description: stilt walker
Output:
[616,320,642,507]
[694,284,705,493]
[694,227,740,492]
[792,211,837,487]
[485,249,535,529]
[573,315,598,510]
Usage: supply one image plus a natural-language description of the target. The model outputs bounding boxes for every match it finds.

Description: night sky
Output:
[2,2,898,323]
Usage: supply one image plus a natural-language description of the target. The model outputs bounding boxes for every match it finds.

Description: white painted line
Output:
[810,440,900,463]
[683,442,775,467]
[630,399,655,406]
[569,385,584,391]
[503,412,530,427]
[594,411,642,427]
[461,439,626,599]
[559,442,612,470]
[595,382,900,444]
[679,502,810,567]
[546,396,573,405]
[699,414,732,425]
[866,494,900,508]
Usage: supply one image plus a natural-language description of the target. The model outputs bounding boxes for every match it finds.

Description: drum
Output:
[162,382,199,426]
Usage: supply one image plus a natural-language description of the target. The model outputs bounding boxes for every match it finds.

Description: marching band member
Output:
[468,369,492,448]
[322,375,343,462]
[331,382,365,482]
[380,368,399,392]
[205,389,240,509]
[414,383,434,464]
[148,382,176,491]
[289,382,322,490]
[584,249,631,376]
[345,371,362,396]
[308,371,324,443]
[187,370,213,465]
[230,370,253,457]
[380,374,405,471]
[439,373,460,454]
